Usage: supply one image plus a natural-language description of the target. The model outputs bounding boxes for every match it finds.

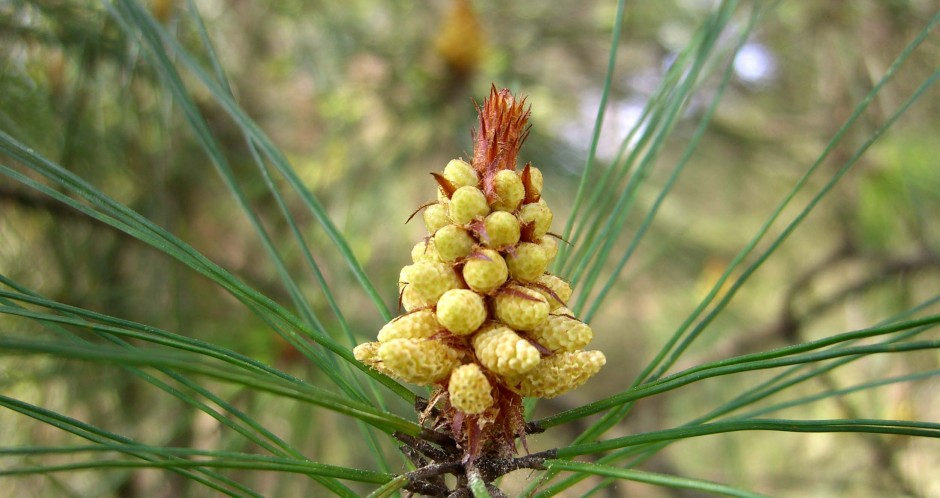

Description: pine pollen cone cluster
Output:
[354,87,605,446]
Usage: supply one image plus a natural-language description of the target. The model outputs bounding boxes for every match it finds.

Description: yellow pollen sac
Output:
[533,274,572,310]
[482,211,521,249]
[353,341,380,363]
[435,289,487,335]
[450,186,490,224]
[462,248,508,294]
[528,308,593,353]
[400,283,432,312]
[411,239,442,264]
[378,338,462,385]
[400,261,463,304]
[448,363,494,414]
[353,341,393,376]
[472,324,541,377]
[538,236,558,262]
[490,170,525,212]
[513,350,606,398]
[434,224,476,262]
[518,200,553,239]
[423,203,451,234]
[505,242,549,282]
[443,159,479,189]
[494,285,550,331]
[377,309,442,342]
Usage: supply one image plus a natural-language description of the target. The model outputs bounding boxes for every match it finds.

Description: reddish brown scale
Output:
[432,330,472,352]
[510,394,530,454]
[466,249,494,262]
[521,163,540,204]
[467,218,489,243]
[491,388,527,456]
[520,220,538,243]
[443,385,529,463]
[471,86,532,197]
[431,172,458,199]
[497,285,545,303]
[523,334,554,356]
[526,281,568,308]
[450,411,465,444]
[465,416,483,463]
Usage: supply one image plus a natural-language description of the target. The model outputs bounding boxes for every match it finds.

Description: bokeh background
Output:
[2,0,939,496]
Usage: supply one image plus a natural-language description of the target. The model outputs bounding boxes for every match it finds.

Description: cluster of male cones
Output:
[355,86,604,459]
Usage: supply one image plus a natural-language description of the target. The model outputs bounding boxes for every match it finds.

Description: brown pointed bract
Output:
[521,163,540,204]
[431,172,458,199]
[471,85,532,178]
